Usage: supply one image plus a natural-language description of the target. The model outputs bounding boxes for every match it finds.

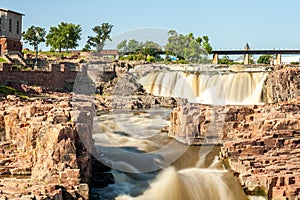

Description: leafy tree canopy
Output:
[165,30,213,63]
[142,41,162,56]
[22,26,46,49]
[117,39,129,53]
[117,39,163,62]
[117,39,161,56]
[219,55,231,64]
[46,22,82,52]
[257,54,273,64]
[86,22,113,52]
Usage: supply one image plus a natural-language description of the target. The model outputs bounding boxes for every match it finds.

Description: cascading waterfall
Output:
[139,71,268,105]
[117,158,248,200]
[92,66,270,199]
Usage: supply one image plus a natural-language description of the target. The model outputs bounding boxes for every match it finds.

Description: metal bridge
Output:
[212,44,300,64]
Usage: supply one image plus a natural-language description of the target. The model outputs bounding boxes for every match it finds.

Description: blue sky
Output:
[2,0,300,51]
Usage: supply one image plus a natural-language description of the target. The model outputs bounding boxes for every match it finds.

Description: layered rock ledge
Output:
[220,98,300,199]
[168,66,300,199]
[0,94,96,199]
[169,98,300,199]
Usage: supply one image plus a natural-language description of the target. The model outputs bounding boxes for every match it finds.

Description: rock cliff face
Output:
[264,67,300,103]
[169,98,300,199]
[220,98,300,199]
[0,95,95,199]
[169,67,300,199]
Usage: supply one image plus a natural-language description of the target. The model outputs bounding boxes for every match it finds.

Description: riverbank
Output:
[0,63,299,199]
[168,66,300,199]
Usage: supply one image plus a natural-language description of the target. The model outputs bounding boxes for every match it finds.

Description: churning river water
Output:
[91,109,250,200]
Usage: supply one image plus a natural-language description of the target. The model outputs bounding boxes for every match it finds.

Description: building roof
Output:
[0,8,25,16]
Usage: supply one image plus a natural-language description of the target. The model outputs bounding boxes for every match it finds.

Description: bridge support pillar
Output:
[244,54,250,65]
[213,54,219,64]
[276,54,282,65]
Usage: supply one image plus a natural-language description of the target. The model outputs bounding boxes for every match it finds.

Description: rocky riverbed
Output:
[0,91,177,200]
[0,63,299,199]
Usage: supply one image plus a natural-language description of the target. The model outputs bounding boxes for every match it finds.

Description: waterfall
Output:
[139,71,268,105]
[116,160,248,200]
[92,105,257,200]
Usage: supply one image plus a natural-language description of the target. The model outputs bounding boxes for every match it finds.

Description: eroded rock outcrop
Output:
[264,67,300,103]
[0,95,96,199]
[168,66,300,199]
[220,98,300,199]
[169,98,300,199]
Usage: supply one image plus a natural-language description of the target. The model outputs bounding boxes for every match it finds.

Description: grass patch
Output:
[23,50,73,57]
[22,49,34,54]
[12,65,32,71]
[0,57,8,63]
[41,51,73,57]
[0,85,16,95]
[0,85,28,98]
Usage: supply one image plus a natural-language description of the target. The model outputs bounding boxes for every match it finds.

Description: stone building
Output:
[0,8,24,55]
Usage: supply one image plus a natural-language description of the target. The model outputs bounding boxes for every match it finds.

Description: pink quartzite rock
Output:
[0,94,95,199]
[169,97,300,199]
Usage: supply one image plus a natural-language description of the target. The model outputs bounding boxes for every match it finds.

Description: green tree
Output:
[117,39,162,61]
[82,43,92,52]
[86,22,113,51]
[165,30,212,63]
[219,55,231,64]
[142,41,162,56]
[202,36,213,54]
[257,54,273,64]
[46,22,82,52]
[117,39,129,54]
[22,25,46,50]
[127,39,142,53]
[23,26,46,66]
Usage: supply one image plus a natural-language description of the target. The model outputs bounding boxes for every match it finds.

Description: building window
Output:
[0,18,2,33]
[9,19,12,32]
[16,21,20,34]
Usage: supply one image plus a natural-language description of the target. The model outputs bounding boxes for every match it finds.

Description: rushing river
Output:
[91,109,248,200]
[90,66,269,199]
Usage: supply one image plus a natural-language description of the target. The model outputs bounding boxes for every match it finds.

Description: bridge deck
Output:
[212,50,300,55]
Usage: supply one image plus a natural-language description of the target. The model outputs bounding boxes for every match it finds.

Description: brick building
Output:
[0,8,24,55]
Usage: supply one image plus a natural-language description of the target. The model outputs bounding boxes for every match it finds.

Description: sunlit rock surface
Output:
[0,95,94,199]
[264,67,300,103]
[169,97,300,199]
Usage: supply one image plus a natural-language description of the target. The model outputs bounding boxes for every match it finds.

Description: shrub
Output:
[0,85,17,95]
[0,85,28,98]
[290,62,300,65]
[0,58,8,63]
[147,55,155,62]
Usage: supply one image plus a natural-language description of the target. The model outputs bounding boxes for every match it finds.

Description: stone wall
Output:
[0,63,116,92]
[0,95,97,199]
